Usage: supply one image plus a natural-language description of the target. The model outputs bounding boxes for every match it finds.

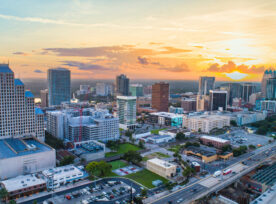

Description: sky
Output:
[0,0,275,81]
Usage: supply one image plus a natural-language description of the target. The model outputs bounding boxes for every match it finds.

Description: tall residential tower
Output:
[152,82,169,112]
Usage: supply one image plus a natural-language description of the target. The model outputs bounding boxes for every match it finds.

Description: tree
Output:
[85,161,112,178]
[0,188,8,202]
[230,120,237,127]
[138,140,145,149]
[9,200,16,204]
[176,132,185,141]
[59,155,75,166]
[33,200,38,204]
[249,145,256,150]
[221,144,232,153]
[198,128,202,133]
[141,188,148,197]
[124,150,142,164]
[106,140,119,152]
[125,130,133,137]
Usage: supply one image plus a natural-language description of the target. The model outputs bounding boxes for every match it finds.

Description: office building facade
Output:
[47,68,71,106]
[181,98,196,112]
[40,89,49,108]
[209,90,228,111]
[152,82,169,112]
[199,76,215,95]
[116,74,129,96]
[130,84,144,97]
[261,69,276,98]
[242,83,256,102]
[266,78,276,99]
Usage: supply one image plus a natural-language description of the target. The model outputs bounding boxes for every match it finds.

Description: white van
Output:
[213,170,222,177]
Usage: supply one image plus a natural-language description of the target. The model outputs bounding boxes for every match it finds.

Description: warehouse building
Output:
[200,135,230,149]
[146,158,176,178]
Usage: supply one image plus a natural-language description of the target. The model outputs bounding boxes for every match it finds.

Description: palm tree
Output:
[0,188,8,202]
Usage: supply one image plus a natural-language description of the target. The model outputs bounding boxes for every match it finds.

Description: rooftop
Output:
[25,90,34,98]
[14,79,24,86]
[35,107,44,115]
[150,112,183,118]
[185,146,217,157]
[117,95,137,100]
[148,158,176,168]
[200,135,229,143]
[0,64,13,73]
[0,138,52,160]
[42,165,85,181]
[1,174,45,192]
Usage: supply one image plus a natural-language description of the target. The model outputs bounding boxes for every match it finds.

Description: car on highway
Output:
[177,198,183,203]
[213,170,222,177]
[223,169,232,175]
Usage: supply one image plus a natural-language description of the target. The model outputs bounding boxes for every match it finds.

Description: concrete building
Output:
[209,90,228,111]
[199,76,215,95]
[117,96,137,130]
[73,140,105,161]
[169,106,184,114]
[146,158,176,178]
[147,135,174,144]
[47,68,71,106]
[249,92,262,105]
[0,138,56,179]
[47,108,119,142]
[149,112,183,128]
[235,111,267,126]
[40,89,49,108]
[42,165,87,189]
[266,77,276,99]
[219,83,242,105]
[260,100,276,113]
[261,69,276,98]
[0,64,45,141]
[96,83,113,96]
[0,174,47,200]
[196,95,210,111]
[200,135,230,148]
[181,98,196,112]
[130,84,143,97]
[116,74,129,96]
[152,82,169,112]
[183,114,230,133]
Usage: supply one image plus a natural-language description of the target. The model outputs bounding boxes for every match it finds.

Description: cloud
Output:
[34,69,44,73]
[13,51,29,56]
[137,56,149,65]
[206,61,265,74]
[62,60,112,71]
[161,47,192,54]
[159,63,190,72]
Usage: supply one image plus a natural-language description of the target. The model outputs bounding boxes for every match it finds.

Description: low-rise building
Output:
[73,140,105,161]
[0,174,46,200]
[146,158,176,178]
[149,112,183,127]
[42,165,87,189]
[147,135,174,144]
[200,135,230,148]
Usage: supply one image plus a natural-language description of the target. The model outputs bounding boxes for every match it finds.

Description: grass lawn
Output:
[105,143,141,157]
[155,152,170,158]
[150,128,167,134]
[124,169,169,188]
[109,160,128,170]
[142,156,149,161]
[167,145,181,153]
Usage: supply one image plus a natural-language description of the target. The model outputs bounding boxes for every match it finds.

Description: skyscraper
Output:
[116,74,129,96]
[242,83,256,102]
[219,83,242,105]
[130,84,144,97]
[266,77,276,99]
[261,69,276,98]
[199,76,215,95]
[40,89,48,108]
[0,64,44,141]
[117,96,137,130]
[152,82,169,112]
[209,90,227,111]
[47,68,71,106]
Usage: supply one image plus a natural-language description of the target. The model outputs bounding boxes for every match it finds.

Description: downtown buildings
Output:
[0,64,55,179]
[209,90,228,111]
[152,82,169,112]
[116,74,129,96]
[261,69,276,98]
[198,76,215,95]
[47,68,71,106]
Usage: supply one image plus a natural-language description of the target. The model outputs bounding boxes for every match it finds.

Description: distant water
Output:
[22,79,261,98]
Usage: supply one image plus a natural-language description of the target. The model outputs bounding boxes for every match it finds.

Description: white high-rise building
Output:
[0,64,44,141]
[116,96,137,130]
[96,83,113,96]
[47,108,119,142]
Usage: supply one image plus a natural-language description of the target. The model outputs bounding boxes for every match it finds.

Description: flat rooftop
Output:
[200,135,229,143]
[1,174,45,192]
[186,146,217,157]
[147,158,176,168]
[150,112,183,118]
[0,138,52,160]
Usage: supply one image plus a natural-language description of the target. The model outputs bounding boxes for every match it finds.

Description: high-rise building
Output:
[96,83,113,96]
[130,84,143,97]
[209,90,227,111]
[0,64,45,141]
[242,83,256,102]
[47,68,71,106]
[117,96,137,130]
[181,98,196,112]
[40,89,48,108]
[219,83,242,105]
[196,95,210,112]
[266,77,276,99]
[116,74,129,96]
[261,69,276,98]
[199,76,215,95]
[152,82,169,112]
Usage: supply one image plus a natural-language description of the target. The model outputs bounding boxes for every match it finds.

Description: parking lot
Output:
[217,129,271,147]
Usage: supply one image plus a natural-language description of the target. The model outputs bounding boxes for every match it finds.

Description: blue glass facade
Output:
[47,68,71,106]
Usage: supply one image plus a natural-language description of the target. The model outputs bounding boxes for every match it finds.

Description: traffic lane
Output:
[152,184,207,204]
[20,178,142,204]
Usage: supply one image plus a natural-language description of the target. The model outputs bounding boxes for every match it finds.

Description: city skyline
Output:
[0,0,276,81]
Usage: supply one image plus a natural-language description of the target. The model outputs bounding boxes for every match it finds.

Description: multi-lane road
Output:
[150,142,276,204]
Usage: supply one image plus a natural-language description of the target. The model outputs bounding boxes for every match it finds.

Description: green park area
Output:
[124,169,168,189]
[105,143,141,157]
[109,160,128,170]
[150,128,167,135]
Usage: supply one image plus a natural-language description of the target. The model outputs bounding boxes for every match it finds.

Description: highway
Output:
[150,142,276,204]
